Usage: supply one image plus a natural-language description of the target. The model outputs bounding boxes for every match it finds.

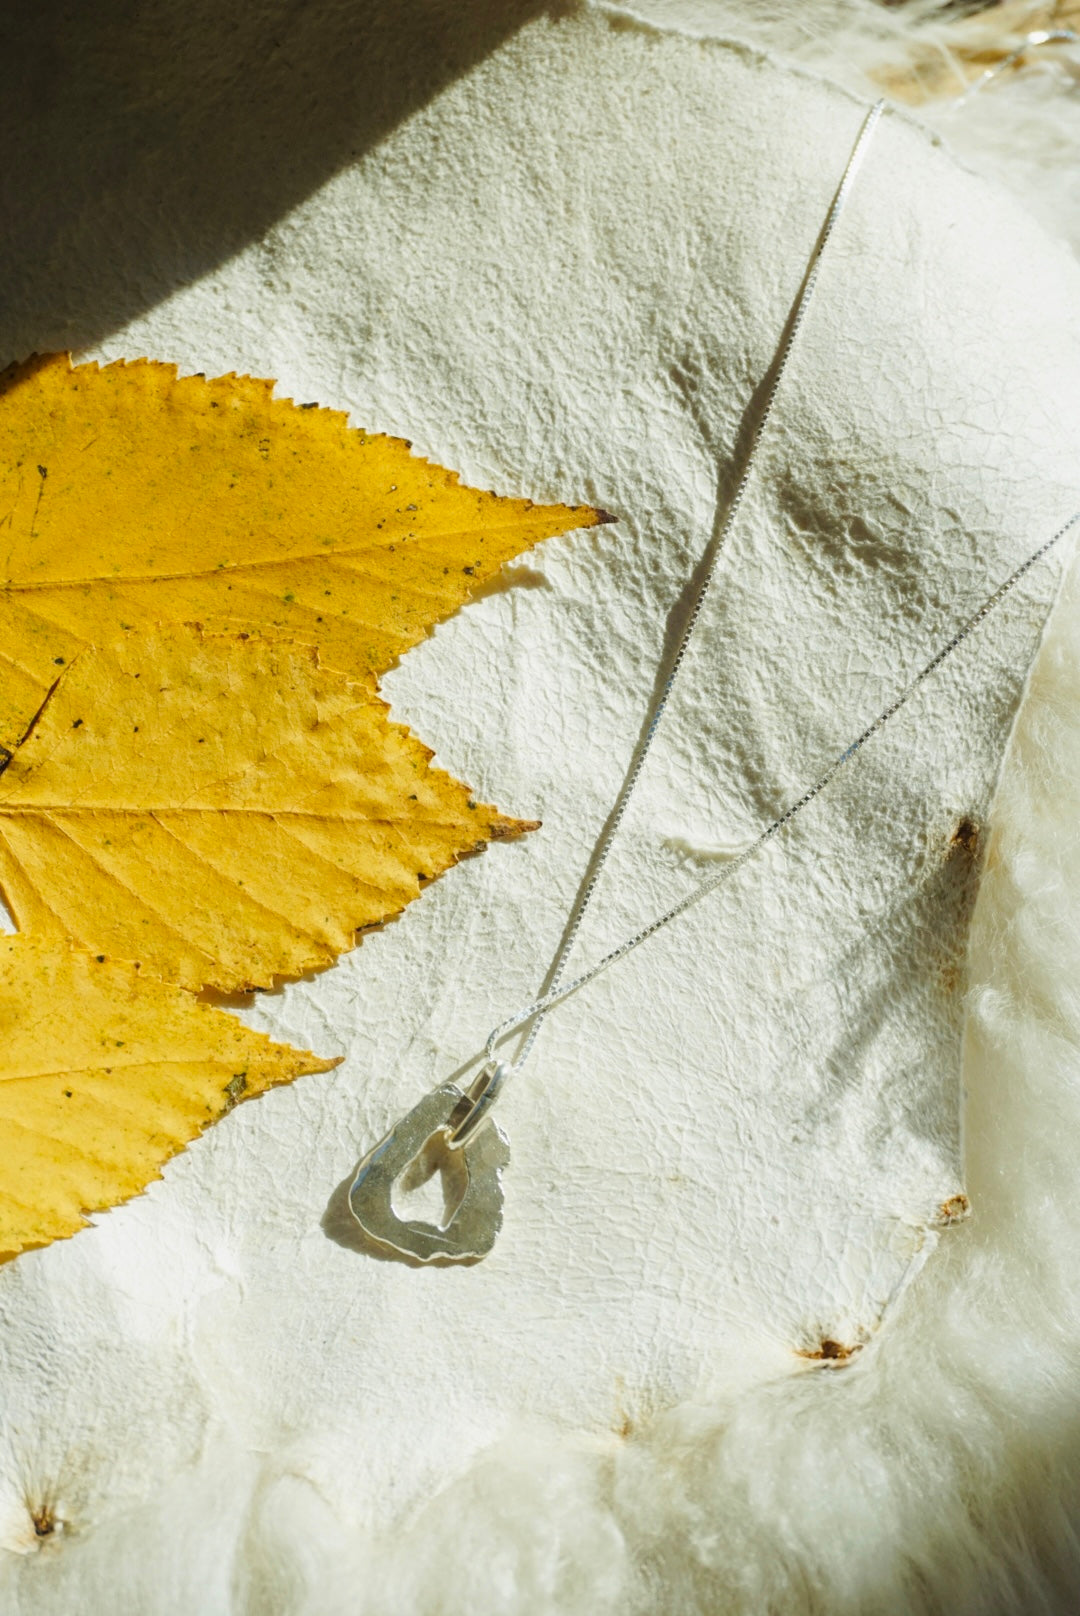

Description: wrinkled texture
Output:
[614,0,1080,255]
[0,354,603,750]
[0,936,335,1258]
[0,627,528,991]
[2,6,1080,1612]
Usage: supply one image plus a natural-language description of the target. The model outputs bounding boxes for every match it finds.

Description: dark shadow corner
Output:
[1,0,554,360]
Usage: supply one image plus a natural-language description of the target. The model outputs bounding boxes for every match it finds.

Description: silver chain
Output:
[483,91,1079,1069]
[491,99,886,1073]
[485,506,1080,1059]
[351,92,1080,1263]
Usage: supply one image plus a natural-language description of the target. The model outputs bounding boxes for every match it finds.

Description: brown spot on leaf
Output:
[224,1072,249,1109]
[938,1193,970,1224]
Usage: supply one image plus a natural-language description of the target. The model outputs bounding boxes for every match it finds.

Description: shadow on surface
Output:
[1,0,548,361]
[323,1168,483,1269]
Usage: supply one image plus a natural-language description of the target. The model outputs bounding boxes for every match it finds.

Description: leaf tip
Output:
[487,815,541,842]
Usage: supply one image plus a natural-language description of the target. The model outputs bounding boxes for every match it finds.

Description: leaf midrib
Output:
[0,516,547,592]
[0,806,468,822]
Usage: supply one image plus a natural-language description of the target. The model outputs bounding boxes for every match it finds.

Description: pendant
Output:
[348,1064,511,1263]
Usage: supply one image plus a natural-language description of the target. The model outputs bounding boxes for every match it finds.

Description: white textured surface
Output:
[613,0,1080,258]
[3,6,1080,1610]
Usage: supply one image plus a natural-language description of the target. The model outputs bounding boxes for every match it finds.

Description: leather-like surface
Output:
[2,3,1080,1565]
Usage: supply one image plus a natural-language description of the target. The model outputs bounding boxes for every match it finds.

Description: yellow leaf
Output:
[0,354,607,750]
[0,627,531,992]
[0,935,337,1259]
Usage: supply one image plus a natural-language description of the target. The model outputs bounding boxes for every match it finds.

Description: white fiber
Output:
[2,6,1080,1612]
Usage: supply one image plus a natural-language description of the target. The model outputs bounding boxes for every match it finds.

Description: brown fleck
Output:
[31,1505,57,1538]
[939,1193,970,1224]
[797,1338,861,1363]
[950,818,980,857]
[223,1072,248,1108]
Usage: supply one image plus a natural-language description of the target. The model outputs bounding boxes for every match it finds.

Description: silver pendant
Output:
[348,1063,511,1263]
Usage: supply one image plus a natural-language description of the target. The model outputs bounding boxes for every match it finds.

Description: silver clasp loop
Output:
[448,1059,512,1147]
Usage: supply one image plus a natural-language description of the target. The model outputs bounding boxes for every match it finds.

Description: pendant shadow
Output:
[322,1169,484,1269]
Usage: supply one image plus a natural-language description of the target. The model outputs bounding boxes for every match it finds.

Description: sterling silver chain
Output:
[349,97,1080,1263]
[499,101,886,1075]
[480,94,1077,1068]
[483,502,1080,1064]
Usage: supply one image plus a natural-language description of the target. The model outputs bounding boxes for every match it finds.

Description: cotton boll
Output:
[224,1432,629,1616]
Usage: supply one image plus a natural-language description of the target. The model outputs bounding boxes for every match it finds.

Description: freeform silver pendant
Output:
[348,1063,511,1263]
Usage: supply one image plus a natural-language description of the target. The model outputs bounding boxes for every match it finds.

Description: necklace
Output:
[347,99,1080,1265]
